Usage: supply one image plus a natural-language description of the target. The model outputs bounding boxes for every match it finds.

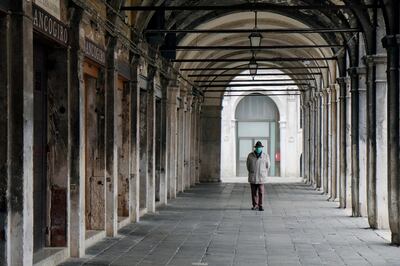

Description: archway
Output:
[235,94,280,177]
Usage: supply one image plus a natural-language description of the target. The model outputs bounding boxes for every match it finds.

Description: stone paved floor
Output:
[60,182,400,266]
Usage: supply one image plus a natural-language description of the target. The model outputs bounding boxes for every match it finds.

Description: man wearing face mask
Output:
[246,141,271,211]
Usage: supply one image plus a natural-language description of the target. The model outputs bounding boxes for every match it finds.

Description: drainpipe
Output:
[382,34,400,244]
[364,55,377,228]
[337,77,347,208]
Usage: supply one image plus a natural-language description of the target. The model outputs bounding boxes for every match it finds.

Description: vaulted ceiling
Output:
[123,0,380,104]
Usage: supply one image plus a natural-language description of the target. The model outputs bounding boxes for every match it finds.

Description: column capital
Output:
[329,83,339,91]
[323,87,331,94]
[169,85,180,92]
[130,53,141,66]
[382,34,400,48]
[347,66,359,77]
[336,76,348,86]
[179,86,188,98]
[279,120,287,128]
[363,54,388,66]
[186,95,194,111]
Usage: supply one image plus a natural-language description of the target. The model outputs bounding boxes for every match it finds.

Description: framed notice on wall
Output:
[33,0,61,20]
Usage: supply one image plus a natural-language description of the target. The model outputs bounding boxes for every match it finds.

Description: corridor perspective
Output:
[59,181,400,266]
[0,0,400,265]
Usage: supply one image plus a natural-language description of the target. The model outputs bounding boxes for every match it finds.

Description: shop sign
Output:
[84,39,106,66]
[32,4,68,46]
[33,0,61,20]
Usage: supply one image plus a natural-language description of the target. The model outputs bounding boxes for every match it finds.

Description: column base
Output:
[391,233,400,245]
[200,178,221,183]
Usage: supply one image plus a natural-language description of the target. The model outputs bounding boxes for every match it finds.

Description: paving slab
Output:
[60,182,400,266]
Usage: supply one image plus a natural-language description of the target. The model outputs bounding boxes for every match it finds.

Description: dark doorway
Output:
[84,62,106,231]
[33,41,48,252]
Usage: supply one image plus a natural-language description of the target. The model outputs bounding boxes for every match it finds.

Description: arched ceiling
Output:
[126,0,376,104]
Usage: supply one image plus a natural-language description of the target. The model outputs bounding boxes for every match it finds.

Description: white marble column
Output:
[372,54,389,229]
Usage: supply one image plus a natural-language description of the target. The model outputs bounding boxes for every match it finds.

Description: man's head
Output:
[254,141,264,154]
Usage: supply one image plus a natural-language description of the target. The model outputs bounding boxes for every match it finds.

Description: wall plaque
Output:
[84,39,106,66]
[33,0,61,20]
[32,4,68,46]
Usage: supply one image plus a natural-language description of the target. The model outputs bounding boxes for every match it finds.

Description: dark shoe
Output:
[251,206,258,210]
[258,206,264,211]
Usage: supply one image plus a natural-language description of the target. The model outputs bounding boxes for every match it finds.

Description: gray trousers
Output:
[250,183,265,207]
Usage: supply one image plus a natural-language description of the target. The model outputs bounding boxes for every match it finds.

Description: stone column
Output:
[364,55,377,228]
[349,66,361,217]
[6,2,34,264]
[322,90,329,194]
[190,98,198,186]
[309,99,315,185]
[159,78,169,205]
[105,36,118,237]
[196,104,202,183]
[279,120,287,178]
[128,58,140,222]
[177,89,186,191]
[308,101,313,183]
[370,54,389,229]
[146,80,156,213]
[382,34,400,244]
[357,66,368,216]
[180,91,188,190]
[301,103,307,180]
[337,77,347,208]
[139,82,149,212]
[315,94,322,189]
[166,85,179,199]
[68,5,85,258]
[330,84,338,201]
[345,76,353,209]
[305,99,311,183]
[313,95,319,187]
[184,95,193,189]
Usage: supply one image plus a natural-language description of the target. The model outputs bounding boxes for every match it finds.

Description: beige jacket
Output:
[246,152,271,184]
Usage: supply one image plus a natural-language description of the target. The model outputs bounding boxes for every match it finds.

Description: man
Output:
[246,141,271,211]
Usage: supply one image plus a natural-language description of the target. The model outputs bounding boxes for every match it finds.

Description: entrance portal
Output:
[235,94,280,177]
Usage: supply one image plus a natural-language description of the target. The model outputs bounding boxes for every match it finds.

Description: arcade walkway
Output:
[61,181,400,266]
